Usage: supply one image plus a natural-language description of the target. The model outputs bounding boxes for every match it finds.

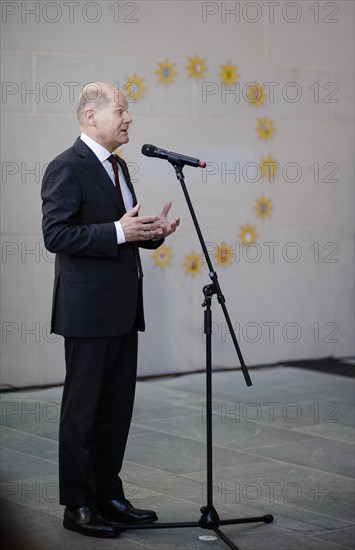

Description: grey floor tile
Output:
[156,368,354,409]
[1,426,58,461]
[129,423,156,436]
[1,447,57,482]
[182,459,355,524]
[218,523,352,550]
[132,398,202,423]
[311,527,355,549]
[292,422,355,443]
[1,473,61,518]
[218,498,353,538]
[135,412,315,450]
[135,382,204,410]
[126,492,207,524]
[125,430,267,475]
[0,395,59,440]
[246,437,355,477]
[257,399,355,430]
[120,460,213,506]
[125,527,228,549]
[6,386,64,403]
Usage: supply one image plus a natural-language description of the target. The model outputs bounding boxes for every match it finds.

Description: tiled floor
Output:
[1,366,354,549]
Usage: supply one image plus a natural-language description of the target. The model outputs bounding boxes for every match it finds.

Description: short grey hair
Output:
[76,82,112,123]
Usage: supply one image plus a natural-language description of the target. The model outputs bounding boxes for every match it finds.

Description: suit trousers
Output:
[59,329,138,505]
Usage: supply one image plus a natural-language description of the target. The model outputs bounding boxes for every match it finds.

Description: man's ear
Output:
[84,108,96,126]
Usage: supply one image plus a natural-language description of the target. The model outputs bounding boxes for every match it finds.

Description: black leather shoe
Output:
[63,505,125,538]
[95,499,158,524]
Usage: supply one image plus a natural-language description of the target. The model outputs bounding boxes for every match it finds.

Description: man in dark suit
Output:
[41,82,179,538]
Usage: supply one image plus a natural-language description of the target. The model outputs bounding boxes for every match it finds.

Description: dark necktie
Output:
[107,154,126,212]
[108,154,142,278]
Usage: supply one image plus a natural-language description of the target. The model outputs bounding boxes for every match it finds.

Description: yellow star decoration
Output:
[246,83,266,107]
[257,117,275,142]
[152,245,173,270]
[186,55,207,80]
[114,148,124,158]
[124,73,146,101]
[214,243,234,268]
[255,195,273,221]
[183,252,203,276]
[239,224,258,247]
[219,63,240,85]
[156,58,177,87]
[261,155,279,182]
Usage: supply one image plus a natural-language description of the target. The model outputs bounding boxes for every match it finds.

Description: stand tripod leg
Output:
[220,514,274,526]
[213,527,242,550]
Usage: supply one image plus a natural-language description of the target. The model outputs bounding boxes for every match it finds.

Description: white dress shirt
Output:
[80,132,133,245]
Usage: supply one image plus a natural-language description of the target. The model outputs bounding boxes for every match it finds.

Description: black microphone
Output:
[141,144,206,168]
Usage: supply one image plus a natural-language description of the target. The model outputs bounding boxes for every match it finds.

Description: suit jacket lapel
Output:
[73,137,126,216]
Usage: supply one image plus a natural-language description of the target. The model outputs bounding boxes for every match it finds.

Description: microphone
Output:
[142,144,206,168]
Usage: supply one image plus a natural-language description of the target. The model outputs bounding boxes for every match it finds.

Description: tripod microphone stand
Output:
[126,161,274,549]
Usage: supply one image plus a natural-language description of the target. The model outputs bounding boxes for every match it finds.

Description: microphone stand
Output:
[126,161,274,549]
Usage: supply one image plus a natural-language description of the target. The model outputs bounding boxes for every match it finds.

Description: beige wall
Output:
[1,1,354,387]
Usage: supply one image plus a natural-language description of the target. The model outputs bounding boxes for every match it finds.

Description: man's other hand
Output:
[156,202,180,238]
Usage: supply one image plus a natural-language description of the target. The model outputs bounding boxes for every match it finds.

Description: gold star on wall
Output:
[152,245,173,270]
[156,58,177,87]
[183,252,203,276]
[186,55,207,80]
[238,224,258,246]
[124,73,146,101]
[255,195,273,221]
[257,117,275,141]
[214,243,234,268]
[219,62,239,85]
[246,83,266,107]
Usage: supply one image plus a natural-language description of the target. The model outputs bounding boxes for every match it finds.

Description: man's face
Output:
[93,88,132,151]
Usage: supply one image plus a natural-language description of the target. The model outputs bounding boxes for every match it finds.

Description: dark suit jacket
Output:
[41,137,163,338]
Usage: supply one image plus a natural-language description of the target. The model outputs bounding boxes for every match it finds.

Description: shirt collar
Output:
[80,132,112,163]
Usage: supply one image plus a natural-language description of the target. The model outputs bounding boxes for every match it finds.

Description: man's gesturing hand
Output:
[156,202,180,237]
[120,204,163,242]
